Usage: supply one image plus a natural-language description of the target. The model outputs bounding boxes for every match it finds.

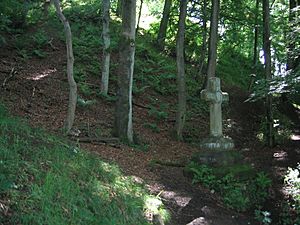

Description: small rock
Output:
[186,217,208,225]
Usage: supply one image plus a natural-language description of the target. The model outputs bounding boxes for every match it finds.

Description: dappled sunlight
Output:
[291,134,300,141]
[273,151,288,161]
[186,217,209,225]
[225,118,235,129]
[138,2,158,31]
[161,190,192,207]
[281,165,300,201]
[256,132,264,142]
[26,68,57,81]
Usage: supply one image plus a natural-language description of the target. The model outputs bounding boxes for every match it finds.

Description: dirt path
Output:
[1,41,299,225]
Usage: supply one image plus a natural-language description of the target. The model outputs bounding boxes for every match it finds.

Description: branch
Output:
[151,159,186,167]
[2,67,16,88]
[133,102,151,110]
[70,137,120,144]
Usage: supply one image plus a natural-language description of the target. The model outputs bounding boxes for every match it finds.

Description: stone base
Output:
[200,136,234,151]
[192,149,241,167]
[192,136,236,167]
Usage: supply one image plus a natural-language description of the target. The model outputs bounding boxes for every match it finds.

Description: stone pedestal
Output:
[200,136,234,151]
[193,149,241,167]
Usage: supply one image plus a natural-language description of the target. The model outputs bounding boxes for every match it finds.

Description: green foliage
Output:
[11,29,49,59]
[126,138,150,152]
[78,82,94,96]
[134,39,177,95]
[279,164,300,225]
[77,96,96,107]
[186,162,271,212]
[143,122,160,133]
[97,92,117,102]
[17,49,31,61]
[248,69,300,103]
[32,30,49,49]
[64,0,102,23]
[0,0,26,29]
[217,48,253,89]
[148,103,168,121]
[0,103,168,225]
[255,210,272,225]
[255,108,293,145]
[32,49,47,58]
[188,164,217,187]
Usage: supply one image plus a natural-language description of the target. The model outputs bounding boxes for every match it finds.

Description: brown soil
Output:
[0,38,299,225]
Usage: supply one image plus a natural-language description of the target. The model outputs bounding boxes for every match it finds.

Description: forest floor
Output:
[0,38,299,225]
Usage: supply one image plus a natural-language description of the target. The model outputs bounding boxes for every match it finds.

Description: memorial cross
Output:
[201,77,228,137]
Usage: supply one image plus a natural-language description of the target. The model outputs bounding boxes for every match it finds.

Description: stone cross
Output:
[201,77,228,137]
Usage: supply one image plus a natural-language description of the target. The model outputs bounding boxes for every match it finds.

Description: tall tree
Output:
[262,0,274,147]
[253,0,259,71]
[101,0,110,95]
[198,0,208,81]
[43,0,51,19]
[136,0,144,34]
[175,0,188,140]
[287,0,300,70]
[116,0,122,17]
[52,0,77,133]
[157,0,172,50]
[206,0,220,85]
[114,0,136,143]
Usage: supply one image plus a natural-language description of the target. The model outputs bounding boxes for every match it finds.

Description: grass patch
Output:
[0,104,168,225]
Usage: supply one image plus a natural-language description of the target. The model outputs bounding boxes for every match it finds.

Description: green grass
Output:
[0,104,168,225]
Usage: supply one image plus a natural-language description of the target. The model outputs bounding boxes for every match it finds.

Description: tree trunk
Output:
[52,0,77,133]
[157,0,172,50]
[43,0,51,19]
[52,0,77,134]
[114,0,136,144]
[136,0,144,35]
[262,0,274,147]
[206,0,220,86]
[248,0,259,92]
[175,0,188,141]
[287,0,300,70]
[253,0,259,71]
[198,0,208,87]
[116,0,123,17]
[101,0,111,95]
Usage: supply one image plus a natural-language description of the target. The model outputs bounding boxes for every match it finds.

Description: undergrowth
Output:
[0,104,168,225]
[186,161,272,212]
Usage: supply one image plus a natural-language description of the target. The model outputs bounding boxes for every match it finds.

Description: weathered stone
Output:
[192,149,241,167]
[200,136,234,151]
[200,77,234,151]
[186,217,209,225]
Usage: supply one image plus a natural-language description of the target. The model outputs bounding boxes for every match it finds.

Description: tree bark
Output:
[175,0,188,141]
[198,0,208,87]
[287,0,300,70]
[116,0,123,17]
[114,0,136,144]
[43,0,51,19]
[52,0,77,134]
[136,0,144,35]
[253,0,259,71]
[157,0,172,50]
[206,0,220,86]
[262,0,274,147]
[101,0,111,95]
